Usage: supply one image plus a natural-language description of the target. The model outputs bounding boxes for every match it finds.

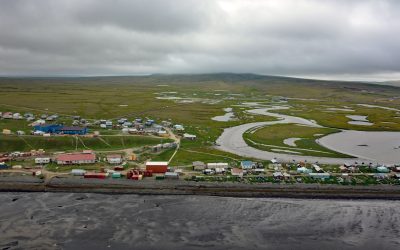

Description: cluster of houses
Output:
[0,111,59,122]
[191,160,266,177]
[1,109,193,142]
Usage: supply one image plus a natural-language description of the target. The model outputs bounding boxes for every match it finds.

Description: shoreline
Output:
[1,176,400,200]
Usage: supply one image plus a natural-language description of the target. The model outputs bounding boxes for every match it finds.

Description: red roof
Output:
[57,153,95,162]
[231,168,243,174]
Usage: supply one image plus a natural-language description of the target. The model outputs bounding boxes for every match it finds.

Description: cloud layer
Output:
[1,0,400,80]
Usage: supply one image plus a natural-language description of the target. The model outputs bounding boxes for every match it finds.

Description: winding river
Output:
[216,106,400,164]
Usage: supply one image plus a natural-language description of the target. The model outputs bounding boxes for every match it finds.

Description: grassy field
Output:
[1,74,400,164]
[244,123,354,158]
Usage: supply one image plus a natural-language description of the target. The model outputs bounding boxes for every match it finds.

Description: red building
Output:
[56,152,96,165]
[146,161,168,173]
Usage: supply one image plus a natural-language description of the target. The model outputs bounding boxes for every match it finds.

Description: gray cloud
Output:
[0,0,400,80]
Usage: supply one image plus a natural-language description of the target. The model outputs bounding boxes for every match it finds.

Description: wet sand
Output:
[0,192,400,250]
[2,176,400,199]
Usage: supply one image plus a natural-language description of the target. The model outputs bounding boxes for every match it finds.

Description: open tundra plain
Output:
[1,74,400,187]
[2,74,400,162]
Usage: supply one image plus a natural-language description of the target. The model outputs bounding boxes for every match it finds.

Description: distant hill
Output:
[1,73,400,92]
[382,80,400,87]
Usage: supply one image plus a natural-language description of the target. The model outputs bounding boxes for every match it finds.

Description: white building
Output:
[183,133,196,140]
[35,157,50,164]
[207,162,229,169]
[106,154,122,164]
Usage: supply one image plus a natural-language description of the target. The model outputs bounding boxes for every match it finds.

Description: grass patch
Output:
[244,123,354,158]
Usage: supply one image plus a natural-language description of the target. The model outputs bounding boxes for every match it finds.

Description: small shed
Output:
[183,133,196,140]
[35,157,50,164]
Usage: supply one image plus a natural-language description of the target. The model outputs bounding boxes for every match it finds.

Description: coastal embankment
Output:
[1,176,400,199]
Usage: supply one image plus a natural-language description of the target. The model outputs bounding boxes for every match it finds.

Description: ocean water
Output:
[0,193,399,250]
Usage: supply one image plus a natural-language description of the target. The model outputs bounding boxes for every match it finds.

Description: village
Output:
[1,110,400,186]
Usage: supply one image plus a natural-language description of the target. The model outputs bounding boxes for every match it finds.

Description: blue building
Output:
[0,163,9,169]
[56,126,88,135]
[34,124,88,135]
[241,160,253,170]
[34,124,62,133]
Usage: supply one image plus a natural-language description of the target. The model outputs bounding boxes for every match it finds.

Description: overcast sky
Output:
[1,0,400,81]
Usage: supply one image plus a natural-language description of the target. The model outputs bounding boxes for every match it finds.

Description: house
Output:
[2,112,13,119]
[105,121,113,128]
[122,122,132,128]
[207,162,229,169]
[231,168,243,177]
[165,172,179,179]
[30,119,46,126]
[203,169,215,175]
[13,113,23,119]
[33,130,45,135]
[240,161,253,170]
[215,168,226,174]
[158,130,169,137]
[183,133,196,140]
[253,168,265,174]
[35,157,50,164]
[56,152,96,165]
[145,119,155,126]
[2,129,11,135]
[270,159,278,164]
[118,118,128,124]
[174,124,184,131]
[297,167,312,174]
[106,154,122,164]
[161,121,172,127]
[24,112,34,118]
[16,130,25,135]
[146,161,168,173]
[377,166,390,173]
[273,171,283,180]
[193,161,206,171]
